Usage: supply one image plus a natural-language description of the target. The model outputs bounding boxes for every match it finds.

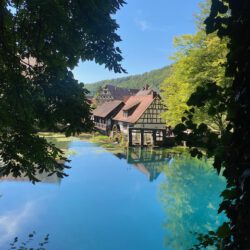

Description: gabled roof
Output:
[113,95,154,124]
[136,89,154,96]
[93,100,123,118]
[135,85,156,96]
[123,100,141,111]
[104,85,139,100]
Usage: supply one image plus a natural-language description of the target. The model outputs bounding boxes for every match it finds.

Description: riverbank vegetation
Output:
[40,132,189,158]
[39,132,126,154]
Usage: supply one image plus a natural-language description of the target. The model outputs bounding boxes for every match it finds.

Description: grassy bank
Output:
[39,132,126,154]
[39,132,190,156]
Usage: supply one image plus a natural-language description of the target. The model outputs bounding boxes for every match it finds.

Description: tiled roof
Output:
[123,100,141,111]
[135,85,156,96]
[93,100,123,118]
[105,85,139,100]
[136,89,154,96]
[113,95,154,124]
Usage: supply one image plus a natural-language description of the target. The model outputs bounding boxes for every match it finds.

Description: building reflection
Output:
[0,172,61,184]
[115,147,173,182]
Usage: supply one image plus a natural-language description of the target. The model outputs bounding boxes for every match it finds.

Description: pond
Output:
[0,140,226,250]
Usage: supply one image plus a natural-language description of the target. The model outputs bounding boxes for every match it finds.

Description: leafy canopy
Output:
[172,0,250,248]
[0,0,125,182]
[161,1,232,132]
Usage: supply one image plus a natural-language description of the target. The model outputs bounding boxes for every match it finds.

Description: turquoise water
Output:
[0,141,226,250]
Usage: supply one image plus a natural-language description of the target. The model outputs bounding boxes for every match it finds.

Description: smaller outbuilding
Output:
[92,100,124,135]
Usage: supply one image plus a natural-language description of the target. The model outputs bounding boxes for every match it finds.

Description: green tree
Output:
[86,66,172,95]
[161,1,232,133]
[174,0,250,248]
[0,0,125,182]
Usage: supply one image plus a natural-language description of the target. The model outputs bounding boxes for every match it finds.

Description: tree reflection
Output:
[42,133,74,157]
[8,232,49,250]
[158,156,226,250]
[0,133,74,184]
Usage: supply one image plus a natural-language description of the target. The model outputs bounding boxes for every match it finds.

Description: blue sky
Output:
[73,0,202,84]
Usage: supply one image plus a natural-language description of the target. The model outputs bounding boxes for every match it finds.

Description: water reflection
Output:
[0,172,61,184]
[0,134,73,184]
[115,147,226,250]
[8,232,49,250]
[0,201,36,246]
[158,155,226,250]
[0,141,227,250]
[115,147,172,182]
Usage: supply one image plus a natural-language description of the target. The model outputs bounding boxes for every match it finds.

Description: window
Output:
[156,130,164,141]
[123,111,128,117]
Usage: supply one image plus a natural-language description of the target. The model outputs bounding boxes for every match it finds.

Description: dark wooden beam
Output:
[128,128,132,147]
[140,129,144,147]
[152,130,156,147]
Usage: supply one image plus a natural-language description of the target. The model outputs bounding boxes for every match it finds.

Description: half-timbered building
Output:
[135,84,155,96]
[96,84,139,105]
[113,92,167,146]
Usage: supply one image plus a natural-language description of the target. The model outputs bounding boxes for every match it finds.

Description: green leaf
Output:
[217,223,230,239]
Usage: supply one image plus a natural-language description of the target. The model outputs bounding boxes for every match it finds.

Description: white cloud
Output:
[0,201,35,246]
[135,18,172,33]
[136,19,151,31]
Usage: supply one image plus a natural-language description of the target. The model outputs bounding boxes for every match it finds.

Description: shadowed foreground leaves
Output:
[0,0,126,183]
[173,0,250,248]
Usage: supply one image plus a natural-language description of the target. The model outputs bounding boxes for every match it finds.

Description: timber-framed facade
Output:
[113,93,168,147]
[92,85,174,147]
[93,100,124,135]
[96,84,139,105]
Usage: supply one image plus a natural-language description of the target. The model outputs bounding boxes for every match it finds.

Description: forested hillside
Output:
[85,66,171,95]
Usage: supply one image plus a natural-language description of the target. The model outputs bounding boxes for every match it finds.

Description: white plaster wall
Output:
[118,122,129,134]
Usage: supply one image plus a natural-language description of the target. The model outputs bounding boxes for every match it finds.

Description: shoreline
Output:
[39,132,189,156]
